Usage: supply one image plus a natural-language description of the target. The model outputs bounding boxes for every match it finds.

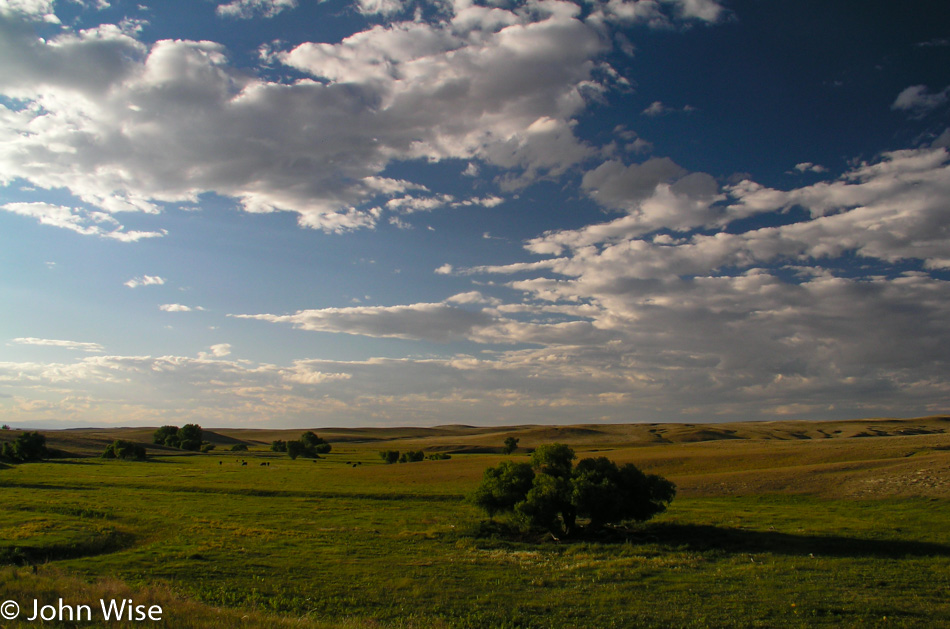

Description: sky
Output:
[1,0,949,429]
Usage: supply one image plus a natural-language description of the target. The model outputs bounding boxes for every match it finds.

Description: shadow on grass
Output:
[468,521,950,558]
[0,529,135,566]
[612,523,950,559]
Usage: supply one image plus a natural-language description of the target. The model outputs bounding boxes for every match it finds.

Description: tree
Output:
[379,450,400,464]
[1,424,10,430]
[102,440,147,461]
[286,440,306,460]
[230,444,249,452]
[285,432,331,459]
[573,458,675,528]
[399,450,425,463]
[503,436,520,455]
[471,443,675,536]
[271,440,287,452]
[530,443,575,479]
[1,432,49,463]
[471,460,535,518]
[153,425,180,447]
[177,424,203,451]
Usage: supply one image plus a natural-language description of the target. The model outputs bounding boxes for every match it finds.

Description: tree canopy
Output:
[153,424,203,451]
[471,443,675,536]
[1,431,49,463]
[286,432,331,459]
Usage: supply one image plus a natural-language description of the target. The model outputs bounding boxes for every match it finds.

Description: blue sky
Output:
[1,0,949,428]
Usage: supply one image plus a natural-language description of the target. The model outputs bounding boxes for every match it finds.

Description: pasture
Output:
[0,417,948,628]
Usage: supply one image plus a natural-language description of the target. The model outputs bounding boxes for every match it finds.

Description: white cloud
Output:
[210,343,231,357]
[0,203,166,241]
[232,302,494,342]
[159,303,202,312]
[0,4,623,233]
[793,162,827,174]
[10,337,103,352]
[124,275,166,288]
[216,0,297,19]
[892,84,950,116]
[434,263,454,275]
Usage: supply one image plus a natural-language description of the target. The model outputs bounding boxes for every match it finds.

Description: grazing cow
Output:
[241,461,247,466]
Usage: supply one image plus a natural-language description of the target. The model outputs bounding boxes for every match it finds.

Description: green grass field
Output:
[0,417,948,628]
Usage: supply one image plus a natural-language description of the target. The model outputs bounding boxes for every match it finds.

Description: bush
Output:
[200,444,215,453]
[230,444,249,452]
[427,453,451,460]
[379,450,400,464]
[271,440,287,452]
[102,440,147,461]
[1,432,49,463]
[471,443,675,536]
[399,450,425,463]
[285,432,331,459]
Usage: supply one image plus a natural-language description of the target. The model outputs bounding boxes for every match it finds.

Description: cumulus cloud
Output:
[0,3,624,234]
[124,275,166,288]
[792,162,827,174]
[0,0,734,236]
[447,147,950,418]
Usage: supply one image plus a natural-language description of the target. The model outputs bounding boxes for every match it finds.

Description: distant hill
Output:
[2,415,946,457]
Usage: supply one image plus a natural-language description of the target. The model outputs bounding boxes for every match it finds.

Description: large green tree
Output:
[471,443,675,536]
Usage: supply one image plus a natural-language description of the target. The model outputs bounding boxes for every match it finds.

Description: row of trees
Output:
[379,450,451,464]
[272,432,332,459]
[471,443,675,536]
[0,431,49,463]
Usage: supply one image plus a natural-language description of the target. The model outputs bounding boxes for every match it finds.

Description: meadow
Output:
[0,417,948,628]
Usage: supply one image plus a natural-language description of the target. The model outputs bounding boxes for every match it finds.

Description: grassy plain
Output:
[0,416,948,628]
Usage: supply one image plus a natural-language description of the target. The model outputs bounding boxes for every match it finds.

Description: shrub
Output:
[102,440,147,461]
[230,444,249,452]
[427,453,451,460]
[379,450,400,464]
[271,440,287,452]
[471,443,675,536]
[200,444,215,453]
[399,450,425,463]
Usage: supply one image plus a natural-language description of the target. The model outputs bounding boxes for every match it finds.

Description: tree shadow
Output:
[467,521,950,559]
[612,523,950,559]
